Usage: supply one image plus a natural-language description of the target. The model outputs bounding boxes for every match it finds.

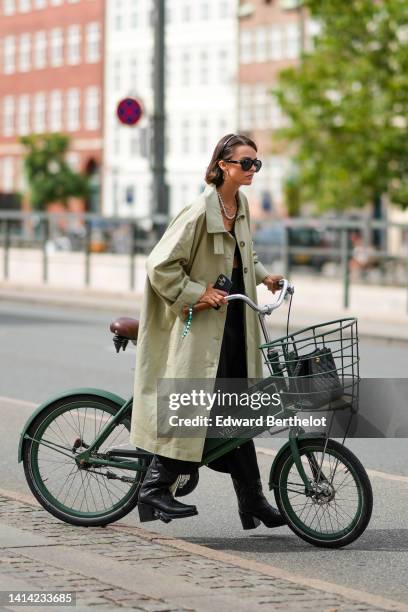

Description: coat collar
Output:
[204,183,246,234]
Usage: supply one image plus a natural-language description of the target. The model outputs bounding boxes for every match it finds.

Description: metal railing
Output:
[0,211,407,309]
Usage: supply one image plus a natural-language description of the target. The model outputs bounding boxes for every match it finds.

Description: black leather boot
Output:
[138,456,198,523]
[232,478,286,529]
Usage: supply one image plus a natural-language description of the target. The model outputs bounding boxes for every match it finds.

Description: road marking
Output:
[3,395,407,485]
[0,395,36,409]
[0,487,406,612]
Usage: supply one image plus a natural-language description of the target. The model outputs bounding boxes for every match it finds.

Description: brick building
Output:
[0,0,104,212]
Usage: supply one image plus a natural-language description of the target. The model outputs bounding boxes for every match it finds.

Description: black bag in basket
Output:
[291,347,344,409]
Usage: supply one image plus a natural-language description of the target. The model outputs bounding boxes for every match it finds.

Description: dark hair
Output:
[205,133,258,186]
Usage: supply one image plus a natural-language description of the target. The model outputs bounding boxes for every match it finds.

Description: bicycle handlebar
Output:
[226,278,294,315]
[183,278,294,316]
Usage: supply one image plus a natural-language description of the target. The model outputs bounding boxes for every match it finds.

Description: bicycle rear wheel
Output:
[23,394,144,526]
[272,438,373,548]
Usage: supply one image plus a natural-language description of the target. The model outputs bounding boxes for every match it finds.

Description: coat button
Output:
[244,267,248,273]
[240,241,245,247]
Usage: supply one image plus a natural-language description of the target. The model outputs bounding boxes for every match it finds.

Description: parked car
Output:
[252,222,331,271]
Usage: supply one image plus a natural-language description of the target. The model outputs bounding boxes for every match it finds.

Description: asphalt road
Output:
[1,300,408,604]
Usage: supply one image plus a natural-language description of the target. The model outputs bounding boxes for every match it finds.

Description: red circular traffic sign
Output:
[117,97,143,126]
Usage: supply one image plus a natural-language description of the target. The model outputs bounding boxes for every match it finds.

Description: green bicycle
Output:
[18,280,373,548]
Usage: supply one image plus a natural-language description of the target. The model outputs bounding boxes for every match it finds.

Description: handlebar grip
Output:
[182,302,212,316]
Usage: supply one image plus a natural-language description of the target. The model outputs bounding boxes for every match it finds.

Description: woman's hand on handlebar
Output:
[262,274,284,294]
[198,283,228,308]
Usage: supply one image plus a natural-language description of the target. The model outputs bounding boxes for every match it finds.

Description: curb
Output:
[0,488,406,612]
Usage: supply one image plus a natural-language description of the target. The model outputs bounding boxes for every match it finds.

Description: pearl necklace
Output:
[217,190,237,220]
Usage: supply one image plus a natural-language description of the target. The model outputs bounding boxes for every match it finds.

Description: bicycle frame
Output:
[22,279,320,494]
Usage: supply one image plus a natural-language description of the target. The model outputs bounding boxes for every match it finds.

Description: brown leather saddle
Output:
[110,317,139,353]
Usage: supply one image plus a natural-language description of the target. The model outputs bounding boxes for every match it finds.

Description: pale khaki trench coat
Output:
[129,183,270,461]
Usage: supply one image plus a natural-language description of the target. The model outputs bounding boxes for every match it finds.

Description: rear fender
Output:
[18,388,127,463]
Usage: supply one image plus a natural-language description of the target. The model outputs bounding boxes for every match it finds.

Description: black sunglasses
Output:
[224,157,262,172]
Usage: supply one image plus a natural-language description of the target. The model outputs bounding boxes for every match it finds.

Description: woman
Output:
[130,134,286,529]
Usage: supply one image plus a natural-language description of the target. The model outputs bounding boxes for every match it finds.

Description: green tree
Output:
[20,133,89,210]
[273,0,408,212]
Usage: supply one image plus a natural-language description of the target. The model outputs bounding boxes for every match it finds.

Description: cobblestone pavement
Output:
[0,495,402,612]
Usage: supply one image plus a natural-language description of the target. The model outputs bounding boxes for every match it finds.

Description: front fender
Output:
[18,388,127,463]
[268,441,292,491]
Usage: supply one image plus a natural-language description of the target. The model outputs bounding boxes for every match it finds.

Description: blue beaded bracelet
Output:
[181,306,193,339]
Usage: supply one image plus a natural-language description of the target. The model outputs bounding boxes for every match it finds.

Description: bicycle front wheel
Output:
[272,438,373,548]
[23,394,144,526]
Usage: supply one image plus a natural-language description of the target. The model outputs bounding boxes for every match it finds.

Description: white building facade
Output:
[103,0,239,221]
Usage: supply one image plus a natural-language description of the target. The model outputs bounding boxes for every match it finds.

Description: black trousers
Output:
[158,266,260,482]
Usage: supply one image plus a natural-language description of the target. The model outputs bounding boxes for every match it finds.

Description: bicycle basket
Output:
[259,318,359,412]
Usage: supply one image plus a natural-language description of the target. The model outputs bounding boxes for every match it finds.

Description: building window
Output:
[3,36,16,74]
[218,48,229,82]
[3,0,15,15]
[219,117,228,136]
[18,94,30,135]
[85,86,100,130]
[199,50,208,85]
[115,8,123,31]
[67,25,81,65]
[131,9,138,28]
[220,1,229,18]
[34,0,46,8]
[270,96,282,129]
[34,31,46,68]
[181,51,190,86]
[181,1,191,21]
[200,1,209,20]
[269,25,283,60]
[86,22,100,63]
[240,30,253,64]
[2,157,14,192]
[19,33,31,72]
[255,27,268,62]
[239,84,253,131]
[67,88,80,131]
[125,185,135,206]
[3,36,15,73]
[254,85,268,128]
[181,120,190,153]
[3,95,14,136]
[114,58,121,89]
[130,57,137,83]
[50,28,63,67]
[50,0,63,4]
[34,92,46,132]
[50,90,62,131]
[18,0,30,12]
[286,23,300,59]
[199,119,208,154]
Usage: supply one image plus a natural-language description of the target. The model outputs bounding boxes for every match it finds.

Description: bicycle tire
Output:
[272,438,373,548]
[23,394,144,527]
